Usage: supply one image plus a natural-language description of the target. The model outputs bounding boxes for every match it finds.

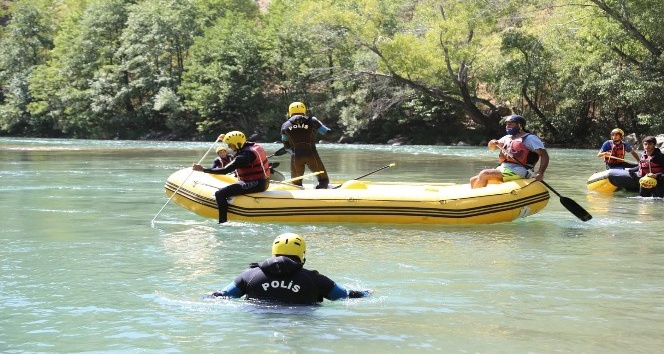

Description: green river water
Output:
[1,137,662,353]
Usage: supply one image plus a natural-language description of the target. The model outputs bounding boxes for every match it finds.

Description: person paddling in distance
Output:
[281,102,332,189]
[210,233,372,304]
[192,131,270,224]
[469,115,549,189]
[211,146,232,169]
[597,128,639,169]
[628,136,664,198]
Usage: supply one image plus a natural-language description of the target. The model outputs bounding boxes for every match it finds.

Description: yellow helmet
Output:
[288,102,307,116]
[215,146,227,153]
[222,131,246,149]
[639,176,658,189]
[272,233,306,263]
[610,128,624,137]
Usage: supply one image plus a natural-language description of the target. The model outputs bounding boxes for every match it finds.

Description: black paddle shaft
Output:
[354,164,395,180]
[332,163,396,189]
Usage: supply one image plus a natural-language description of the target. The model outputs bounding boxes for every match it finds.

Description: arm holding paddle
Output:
[487,139,502,151]
[193,147,288,174]
[470,116,548,188]
[531,148,549,182]
[489,137,548,182]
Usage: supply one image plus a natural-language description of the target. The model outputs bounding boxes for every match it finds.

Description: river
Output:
[1,137,662,353]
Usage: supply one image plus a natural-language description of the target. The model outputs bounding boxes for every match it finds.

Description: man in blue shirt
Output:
[597,128,639,169]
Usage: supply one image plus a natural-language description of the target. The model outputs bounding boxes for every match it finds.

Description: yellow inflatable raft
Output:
[587,169,639,193]
[164,168,550,225]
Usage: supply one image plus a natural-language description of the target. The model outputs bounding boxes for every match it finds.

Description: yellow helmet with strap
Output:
[288,102,307,116]
[639,176,657,189]
[222,131,246,149]
[272,233,306,263]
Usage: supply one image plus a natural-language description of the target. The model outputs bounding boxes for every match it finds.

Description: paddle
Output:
[539,180,592,221]
[499,147,592,222]
[332,163,396,189]
[268,147,288,159]
[151,136,223,227]
[602,154,628,162]
[282,171,324,184]
[600,155,637,165]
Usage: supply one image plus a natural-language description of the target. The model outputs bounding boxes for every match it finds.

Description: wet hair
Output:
[643,136,656,144]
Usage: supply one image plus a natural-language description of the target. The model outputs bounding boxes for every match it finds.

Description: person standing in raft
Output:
[628,136,664,198]
[192,131,270,224]
[469,115,549,189]
[597,128,639,169]
[210,233,372,304]
[211,146,232,169]
[281,102,332,189]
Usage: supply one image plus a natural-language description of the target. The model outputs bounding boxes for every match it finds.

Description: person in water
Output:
[469,115,549,189]
[192,131,270,223]
[211,146,232,169]
[211,233,372,304]
[597,128,639,169]
[628,136,664,198]
[281,102,332,189]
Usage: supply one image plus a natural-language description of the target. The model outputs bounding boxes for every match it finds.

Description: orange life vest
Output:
[498,134,539,168]
[236,143,270,181]
[639,153,664,175]
[605,141,626,163]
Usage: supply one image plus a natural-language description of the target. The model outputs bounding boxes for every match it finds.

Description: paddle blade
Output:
[273,147,288,156]
[559,196,592,221]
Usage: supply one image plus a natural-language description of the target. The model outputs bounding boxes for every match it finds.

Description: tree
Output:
[28,0,130,138]
[112,0,204,138]
[0,0,54,135]
[548,0,664,142]
[268,0,524,141]
[180,14,269,139]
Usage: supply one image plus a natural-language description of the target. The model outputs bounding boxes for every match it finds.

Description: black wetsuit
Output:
[281,115,330,188]
[231,256,336,304]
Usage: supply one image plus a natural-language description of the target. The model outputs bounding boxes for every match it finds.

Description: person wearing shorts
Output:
[470,115,549,189]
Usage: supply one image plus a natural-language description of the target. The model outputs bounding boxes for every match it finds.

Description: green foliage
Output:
[25,0,130,138]
[0,1,55,135]
[180,14,269,139]
[1,0,663,145]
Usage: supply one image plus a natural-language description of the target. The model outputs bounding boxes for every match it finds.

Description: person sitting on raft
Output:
[597,128,639,169]
[469,115,549,189]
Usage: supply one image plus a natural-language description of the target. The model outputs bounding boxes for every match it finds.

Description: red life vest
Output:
[605,141,626,163]
[498,134,540,168]
[212,156,232,169]
[236,143,271,181]
[639,153,664,175]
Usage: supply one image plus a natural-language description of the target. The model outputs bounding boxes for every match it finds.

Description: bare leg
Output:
[470,169,503,189]
[469,175,480,188]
